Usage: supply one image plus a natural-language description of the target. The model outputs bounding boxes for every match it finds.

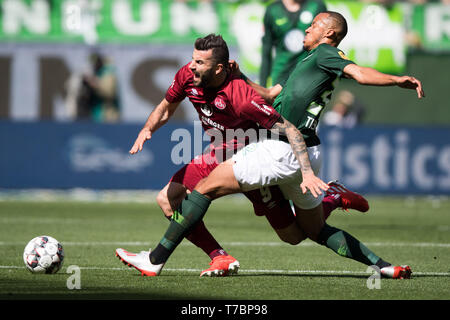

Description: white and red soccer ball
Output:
[23,236,64,274]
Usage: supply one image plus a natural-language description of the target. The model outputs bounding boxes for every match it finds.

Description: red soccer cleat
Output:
[380,265,412,279]
[326,180,369,213]
[200,255,240,277]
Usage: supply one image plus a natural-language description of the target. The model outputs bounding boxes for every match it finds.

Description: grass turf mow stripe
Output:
[1,241,449,247]
[1,265,449,276]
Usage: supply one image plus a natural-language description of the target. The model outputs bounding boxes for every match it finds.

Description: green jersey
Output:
[273,43,355,146]
[260,0,327,87]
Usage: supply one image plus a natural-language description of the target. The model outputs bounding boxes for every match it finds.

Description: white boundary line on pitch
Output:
[0,265,449,276]
[0,241,449,248]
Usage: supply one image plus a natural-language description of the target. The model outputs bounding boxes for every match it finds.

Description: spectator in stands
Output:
[66,52,120,122]
[322,90,365,128]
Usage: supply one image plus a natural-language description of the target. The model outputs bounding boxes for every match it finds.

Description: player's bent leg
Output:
[245,187,307,245]
[273,221,307,245]
[153,157,240,277]
[293,203,325,242]
[157,181,187,218]
[195,159,241,199]
[315,222,412,279]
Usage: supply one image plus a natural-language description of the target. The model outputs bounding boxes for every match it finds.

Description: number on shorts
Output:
[259,187,272,203]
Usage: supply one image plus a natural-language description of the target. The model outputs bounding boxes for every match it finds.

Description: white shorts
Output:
[232,139,323,210]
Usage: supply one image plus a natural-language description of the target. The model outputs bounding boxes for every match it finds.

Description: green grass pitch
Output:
[0,196,449,301]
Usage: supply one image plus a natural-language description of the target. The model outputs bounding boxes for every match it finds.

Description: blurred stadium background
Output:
[0,0,449,199]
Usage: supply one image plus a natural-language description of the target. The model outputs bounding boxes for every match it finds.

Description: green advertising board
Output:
[0,0,237,44]
[1,0,449,74]
[326,0,406,74]
[410,3,450,51]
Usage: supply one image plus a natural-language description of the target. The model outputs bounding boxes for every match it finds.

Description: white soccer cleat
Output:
[115,248,164,276]
[380,265,412,279]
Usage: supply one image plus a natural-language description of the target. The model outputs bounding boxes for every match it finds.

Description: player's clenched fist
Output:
[129,129,152,154]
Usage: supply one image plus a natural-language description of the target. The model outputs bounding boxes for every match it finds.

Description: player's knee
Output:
[156,189,167,208]
[156,190,172,218]
[278,232,305,245]
[275,224,307,245]
[278,234,300,245]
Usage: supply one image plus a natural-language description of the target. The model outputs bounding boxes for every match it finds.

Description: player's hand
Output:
[397,76,425,99]
[129,128,152,154]
[300,172,329,198]
[229,60,241,78]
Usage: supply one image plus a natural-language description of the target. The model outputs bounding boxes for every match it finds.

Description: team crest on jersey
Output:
[214,98,226,110]
[338,51,350,60]
[191,88,199,96]
[200,104,213,116]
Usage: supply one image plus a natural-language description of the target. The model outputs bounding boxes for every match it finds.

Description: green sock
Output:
[317,224,382,266]
[150,190,211,264]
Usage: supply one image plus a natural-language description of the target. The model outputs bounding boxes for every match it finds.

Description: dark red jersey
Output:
[165,63,281,153]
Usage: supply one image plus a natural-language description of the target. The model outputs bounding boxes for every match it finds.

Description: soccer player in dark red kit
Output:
[117,34,368,276]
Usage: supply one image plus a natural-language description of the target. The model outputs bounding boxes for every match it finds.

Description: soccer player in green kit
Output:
[117,12,424,279]
[260,0,327,87]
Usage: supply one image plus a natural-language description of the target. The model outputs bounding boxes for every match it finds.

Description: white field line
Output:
[0,241,449,248]
[0,265,449,277]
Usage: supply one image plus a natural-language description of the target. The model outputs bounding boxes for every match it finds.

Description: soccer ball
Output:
[23,236,64,274]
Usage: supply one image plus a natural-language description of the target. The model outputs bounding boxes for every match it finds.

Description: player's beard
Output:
[195,68,215,88]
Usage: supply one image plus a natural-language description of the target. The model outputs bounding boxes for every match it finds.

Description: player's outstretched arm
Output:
[243,74,282,105]
[229,60,282,104]
[343,64,425,99]
[129,99,180,154]
[270,116,329,198]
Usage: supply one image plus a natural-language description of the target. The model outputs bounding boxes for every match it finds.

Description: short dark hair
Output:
[194,34,229,65]
[324,11,348,43]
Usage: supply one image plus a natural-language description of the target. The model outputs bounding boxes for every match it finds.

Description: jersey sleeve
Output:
[165,64,190,103]
[317,45,355,78]
[232,80,281,129]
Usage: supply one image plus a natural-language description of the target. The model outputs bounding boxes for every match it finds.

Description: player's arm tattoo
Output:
[270,117,313,174]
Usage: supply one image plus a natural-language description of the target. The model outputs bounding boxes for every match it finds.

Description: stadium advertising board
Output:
[1,121,449,195]
[2,1,448,123]
[409,3,450,51]
[2,0,448,69]
[319,126,450,195]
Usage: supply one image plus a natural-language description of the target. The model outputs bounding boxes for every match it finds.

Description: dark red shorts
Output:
[170,151,295,229]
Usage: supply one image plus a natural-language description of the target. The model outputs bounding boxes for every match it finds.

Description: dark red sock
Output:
[208,248,228,259]
[185,221,227,259]
[322,194,342,220]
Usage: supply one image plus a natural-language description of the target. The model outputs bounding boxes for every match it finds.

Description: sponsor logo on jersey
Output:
[251,100,272,116]
[200,104,213,117]
[201,116,224,131]
[214,98,226,110]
